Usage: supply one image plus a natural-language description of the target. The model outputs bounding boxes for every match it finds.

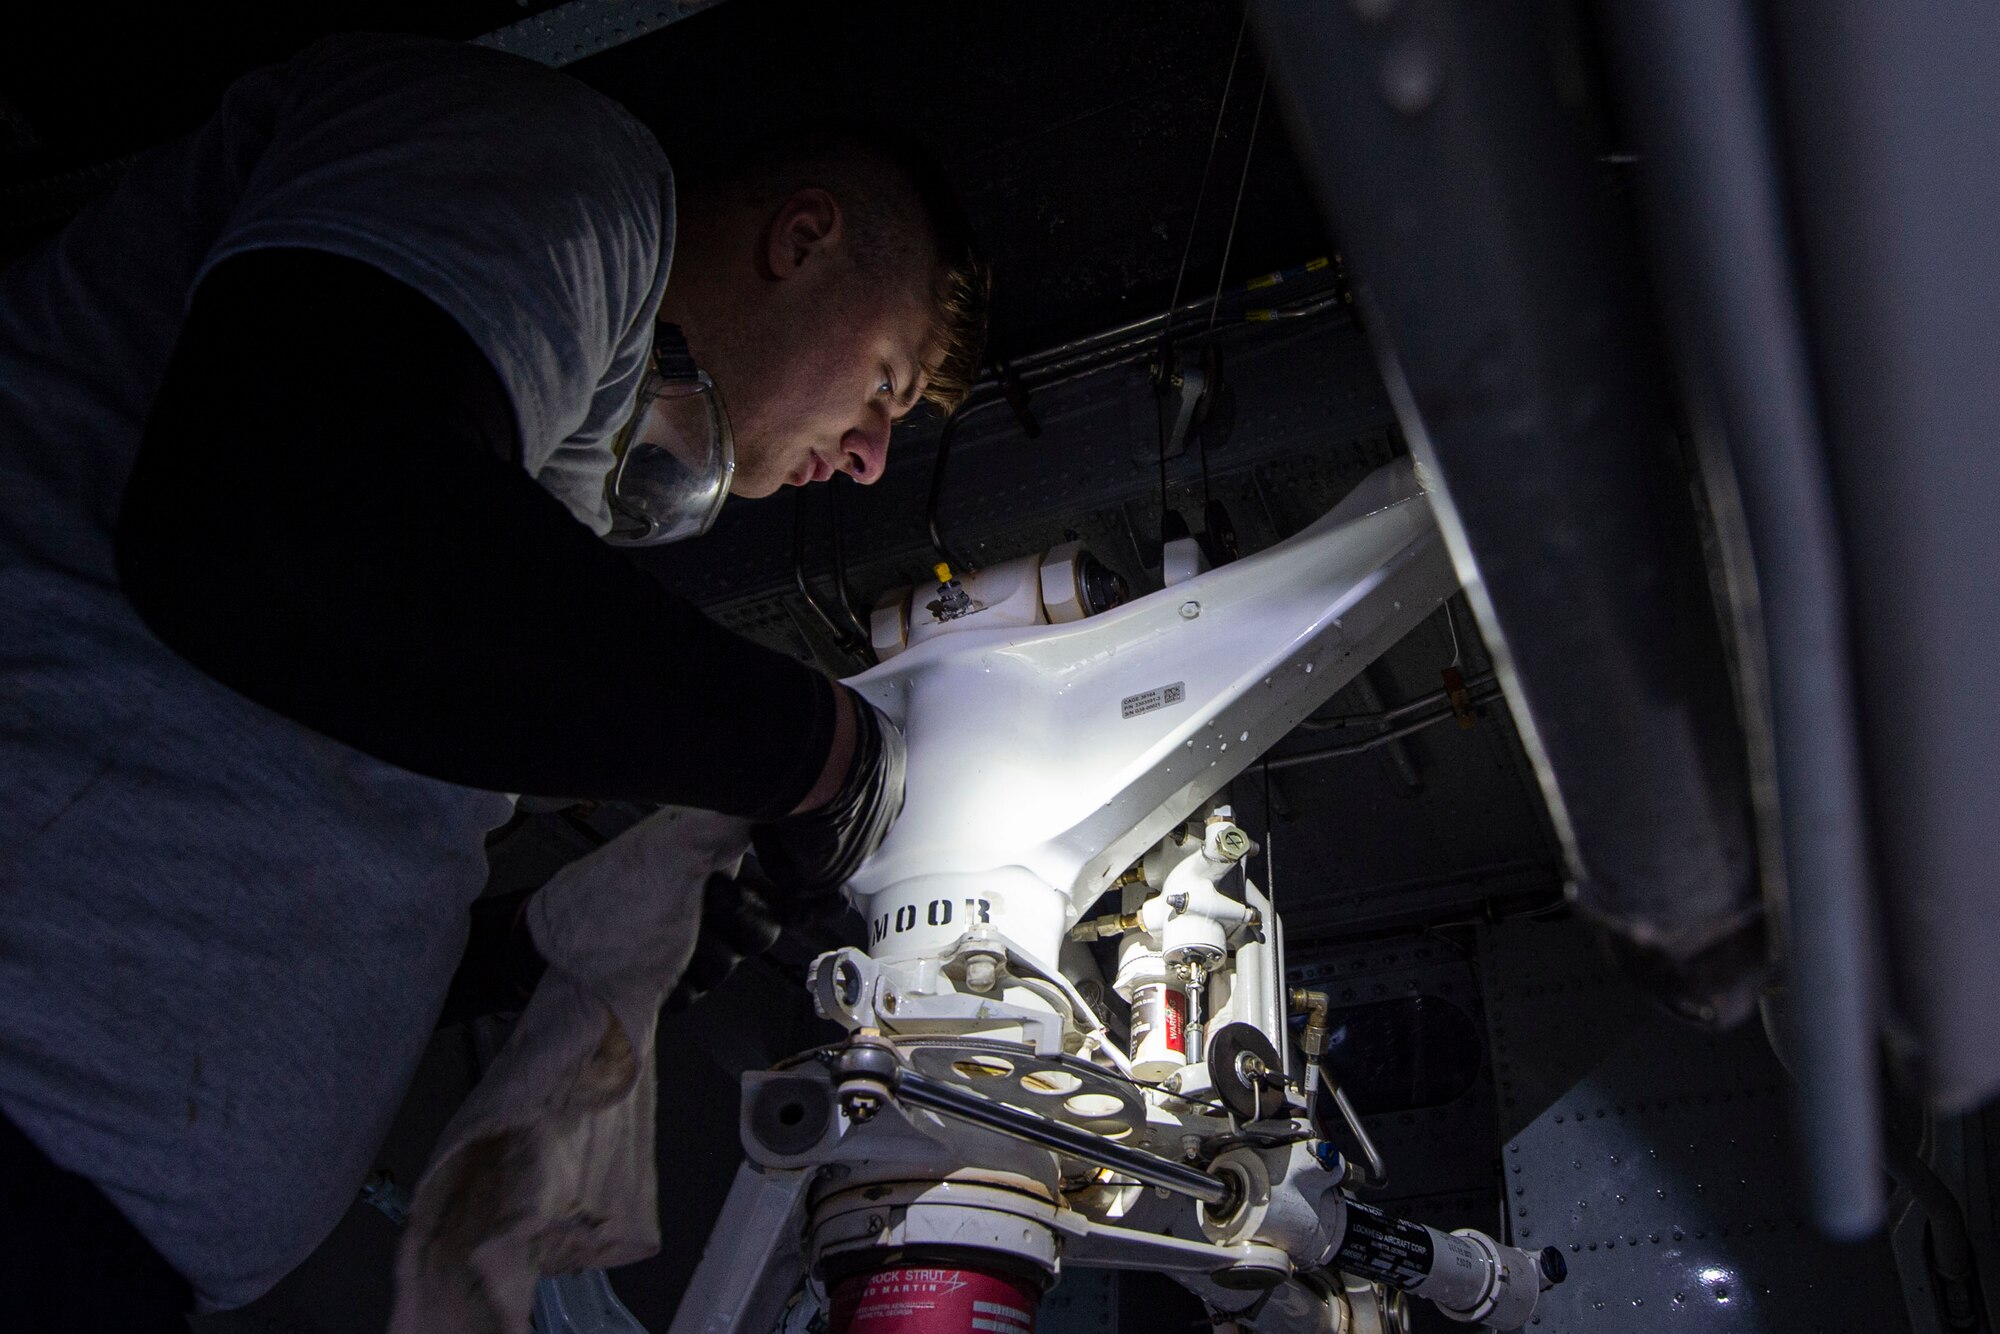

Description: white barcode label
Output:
[1120,681,1186,719]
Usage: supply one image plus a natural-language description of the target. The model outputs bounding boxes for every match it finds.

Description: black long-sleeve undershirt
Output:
[115,247,833,819]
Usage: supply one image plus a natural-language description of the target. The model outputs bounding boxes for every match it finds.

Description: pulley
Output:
[1207,1021,1288,1121]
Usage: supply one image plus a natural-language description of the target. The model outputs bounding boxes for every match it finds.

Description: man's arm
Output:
[117,247,839,818]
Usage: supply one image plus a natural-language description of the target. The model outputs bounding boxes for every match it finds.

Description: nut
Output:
[964,954,1002,994]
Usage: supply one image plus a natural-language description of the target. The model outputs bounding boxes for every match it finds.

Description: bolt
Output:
[1214,827,1252,861]
[1179,601,1201,620]
[964,954,1000,994]
[842,1092,883,1123]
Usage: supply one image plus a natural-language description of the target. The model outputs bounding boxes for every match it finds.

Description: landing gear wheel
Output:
[1208,1022,1287,1121]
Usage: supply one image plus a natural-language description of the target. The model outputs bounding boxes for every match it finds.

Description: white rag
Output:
[389,805,752,1334]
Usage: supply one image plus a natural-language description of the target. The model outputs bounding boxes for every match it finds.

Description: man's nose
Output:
[839,417,891,485]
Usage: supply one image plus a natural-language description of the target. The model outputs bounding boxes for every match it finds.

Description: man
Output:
[0,31,987,1328]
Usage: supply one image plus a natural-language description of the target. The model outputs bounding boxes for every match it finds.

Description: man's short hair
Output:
[702,124,991,414]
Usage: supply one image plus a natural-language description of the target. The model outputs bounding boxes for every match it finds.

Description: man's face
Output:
[722,276,936,497]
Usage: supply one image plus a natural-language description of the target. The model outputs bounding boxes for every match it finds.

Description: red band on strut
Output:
[829,1265,1041,1334]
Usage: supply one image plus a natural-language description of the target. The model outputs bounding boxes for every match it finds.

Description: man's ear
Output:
[764,187,842,278]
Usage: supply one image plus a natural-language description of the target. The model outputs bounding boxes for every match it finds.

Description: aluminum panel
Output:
[1041,1268,1117,1334]
[1289,936,1504,1233]
[1481,919,1909,1332]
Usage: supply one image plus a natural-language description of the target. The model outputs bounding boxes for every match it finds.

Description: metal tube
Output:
[1269,875,1290,1084]
[958,278,1347,406]
[893,1068,1231,1206]
[825,475,874,662]
[1266,687,1504,771]
[1232,882,1277,1064]
[792,491,865,659]
[1184,964,1209,1064]
[925,414,972,574]
[1598,0,1883,1234]
[1323,1071,1388,1189]
[1297,672,1496,732]
[1326,668,1421,792]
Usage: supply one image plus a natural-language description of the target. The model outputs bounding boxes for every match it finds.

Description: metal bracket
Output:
[664,1163,813,1334]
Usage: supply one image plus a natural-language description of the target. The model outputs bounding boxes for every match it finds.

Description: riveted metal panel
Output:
[1041,1268,1118,1334]
[473,0,723,67]
[1481,919,1909,1332]
[1289,935,1504,1235]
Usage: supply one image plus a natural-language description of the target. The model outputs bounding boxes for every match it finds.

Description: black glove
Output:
[663,863,786,1014]
[751,690,906,917]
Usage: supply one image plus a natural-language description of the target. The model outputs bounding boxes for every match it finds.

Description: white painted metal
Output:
[1039,540,1095,624]
[664,1165,813,1334]
[844,458,1453,979]
[1162,534,1211,587]
[674,462,1500,1334]
[906,554,1046,652]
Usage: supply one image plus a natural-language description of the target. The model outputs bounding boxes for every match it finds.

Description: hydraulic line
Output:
[826,475,875,663]
[1297,673,1496,732]
[1266,685,1505,771]
[792,490,867,661]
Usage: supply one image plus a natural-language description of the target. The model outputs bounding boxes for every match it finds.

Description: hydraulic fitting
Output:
[1291,987,1331,1058]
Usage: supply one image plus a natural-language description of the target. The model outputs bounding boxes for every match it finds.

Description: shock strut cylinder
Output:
[1328,1196,1567,1329]
[827,1257,1044,1334]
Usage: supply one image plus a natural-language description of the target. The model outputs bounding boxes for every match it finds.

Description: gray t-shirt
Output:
[0,34,671,1308]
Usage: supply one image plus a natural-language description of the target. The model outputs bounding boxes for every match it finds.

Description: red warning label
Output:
[830,1267,1040,1334]
[1162,988,1186,1052]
